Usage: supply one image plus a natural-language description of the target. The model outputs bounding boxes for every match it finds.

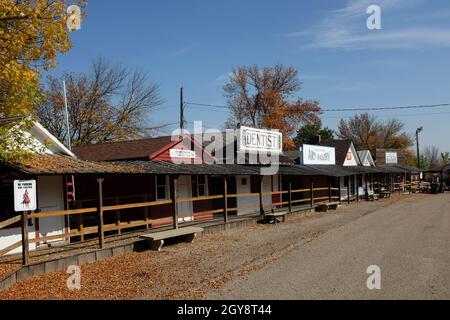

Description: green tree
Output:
[294,124,334,147]
[419,155,429,170]
[406,151,431,169]
[441,152,449,165]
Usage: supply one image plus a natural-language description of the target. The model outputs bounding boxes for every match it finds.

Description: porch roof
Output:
[5,155,419,177]
[4,155,149,175]
[302,165,355,177]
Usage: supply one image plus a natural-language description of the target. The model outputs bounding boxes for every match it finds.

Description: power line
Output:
[186,102,229,109]
[185,101,450,112]
[321,110,450,119]
[188,105,228,113]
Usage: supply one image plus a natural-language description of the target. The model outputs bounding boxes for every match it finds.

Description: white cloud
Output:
[170,45,193,57]
[301,74,333,81]
[284,0,450,50]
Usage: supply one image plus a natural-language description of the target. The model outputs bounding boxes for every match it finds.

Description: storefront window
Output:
[155,175,169,200]
[192,175,208,197]
[197,175,207,197]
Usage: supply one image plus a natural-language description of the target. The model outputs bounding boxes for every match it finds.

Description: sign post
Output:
[14,180,37,266]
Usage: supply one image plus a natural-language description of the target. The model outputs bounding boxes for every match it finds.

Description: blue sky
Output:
[52,0,450,153]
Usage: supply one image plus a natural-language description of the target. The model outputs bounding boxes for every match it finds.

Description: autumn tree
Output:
[424,146,441,169]
[35,58,163,146]
[223,64,321,149]
[0,0,84,116]
[294,124,334,147]
[337,113,412,153]
[0,0,84,161]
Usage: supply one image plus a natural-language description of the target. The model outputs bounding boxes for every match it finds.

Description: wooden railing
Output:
[0,182,343,265]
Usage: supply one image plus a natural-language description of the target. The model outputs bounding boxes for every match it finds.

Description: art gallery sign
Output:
[300,144,336,165]
[238,126,282,154]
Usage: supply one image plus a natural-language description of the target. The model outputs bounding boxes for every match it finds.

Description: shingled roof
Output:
[318,140,355,165]
[72,136,173,161]
[3,155,148,175]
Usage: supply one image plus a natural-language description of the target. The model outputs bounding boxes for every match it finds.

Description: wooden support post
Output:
[288,182,292,214]
[310,177,314,209]
[21,211,29,266]
[223,177,228,223]
[144,196,150,229]
[328,179,332,203]
[356,176,360,203]
[347,176,351,205]
[338,177,342,204]
[170,176,179,230]
[259,176,264,217]
[76,201,84,241]
[409,173,412,195]
[115,198,121,235]
[97,178,105,249]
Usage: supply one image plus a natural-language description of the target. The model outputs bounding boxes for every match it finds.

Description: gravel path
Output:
[1,193,444,300]
[206,193,450,299]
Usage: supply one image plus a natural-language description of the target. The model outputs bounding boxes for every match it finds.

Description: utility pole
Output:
[62,80,71,150]
[180,87,184,133]
[416,127,423,169]
[63,80,76,206]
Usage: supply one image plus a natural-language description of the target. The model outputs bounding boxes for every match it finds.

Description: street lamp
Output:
[416,127,423,169]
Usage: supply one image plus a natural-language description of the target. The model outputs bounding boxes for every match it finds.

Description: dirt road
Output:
[206,193,450,299]
[1,193,448,300]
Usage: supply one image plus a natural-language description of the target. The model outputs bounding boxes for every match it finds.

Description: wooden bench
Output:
[140,226,204,251]
[315,202,339,212]
[366,189,379,201]
[264,210,288,224]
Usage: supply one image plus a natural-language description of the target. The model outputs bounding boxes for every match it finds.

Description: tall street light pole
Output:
[416,126,423,169]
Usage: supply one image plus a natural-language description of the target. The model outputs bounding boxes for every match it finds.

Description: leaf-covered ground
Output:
[0,195,413,300]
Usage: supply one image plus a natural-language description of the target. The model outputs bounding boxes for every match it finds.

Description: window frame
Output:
[195,175,208,197]
[155,175,170,201]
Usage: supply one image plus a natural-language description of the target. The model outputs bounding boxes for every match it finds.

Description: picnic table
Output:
[380,190,391,198]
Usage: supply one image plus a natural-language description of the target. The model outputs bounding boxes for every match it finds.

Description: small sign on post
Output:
[14,180,37,212]
[14,179,36,266]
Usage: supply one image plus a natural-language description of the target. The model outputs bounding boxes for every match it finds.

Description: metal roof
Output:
[303,165,355,177]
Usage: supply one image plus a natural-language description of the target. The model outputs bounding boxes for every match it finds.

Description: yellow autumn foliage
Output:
[0,0,85,117]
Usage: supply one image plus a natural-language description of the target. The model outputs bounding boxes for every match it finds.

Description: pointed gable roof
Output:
[0,116,75,157]
[73,134,217,163]
[358,150,375,167]
[318,140,361,166]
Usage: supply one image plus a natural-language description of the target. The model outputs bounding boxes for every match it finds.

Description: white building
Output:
[0,117,74,255]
